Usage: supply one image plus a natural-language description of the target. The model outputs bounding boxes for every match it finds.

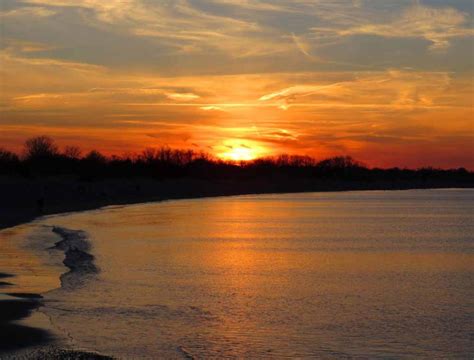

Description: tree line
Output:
[0,136,471,186]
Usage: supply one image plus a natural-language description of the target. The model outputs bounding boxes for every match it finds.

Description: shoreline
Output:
[0,179,472,358]
[0,229,112,359]
[2,175,472,232]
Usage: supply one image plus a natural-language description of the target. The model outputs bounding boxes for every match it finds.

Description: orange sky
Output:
[1,0,473,168]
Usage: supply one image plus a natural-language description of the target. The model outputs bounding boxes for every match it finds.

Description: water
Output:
[1,190,473,358]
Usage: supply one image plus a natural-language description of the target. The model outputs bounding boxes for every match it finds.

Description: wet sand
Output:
[0,237,52,356]
[0,276,46,351]
[0,259,113,359]
[0,293,51,352]
[0,272,113,358]
[6,346,113,359]
[0,178,125,358]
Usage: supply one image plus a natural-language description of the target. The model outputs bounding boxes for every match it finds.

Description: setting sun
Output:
[216,139,267,162]
[220,146,255,161]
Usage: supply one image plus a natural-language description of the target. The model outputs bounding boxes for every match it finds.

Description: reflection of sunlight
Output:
[202,200,266,270]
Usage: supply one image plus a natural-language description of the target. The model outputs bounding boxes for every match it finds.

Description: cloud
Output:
[200,106,223,111]
[291,33,313,58]
[14,93,62,101]
[312,3,473,51]
[0,6,56,17]
[2,39,56,53]
[21,0,288,58]
[165,92,200,101]
[259,84,343,101]
[208,0,292,13]
[267,130,297,139]
[0,49,106,73]
[4,0,471,75]
[259,70,455,110]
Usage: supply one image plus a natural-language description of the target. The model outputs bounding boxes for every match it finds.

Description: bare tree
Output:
[141,148,158,164]
[316,156,362,170]
[63,145,82,160]
[23,136,58,160]
[85,150,107,163]
[0,148,19,163]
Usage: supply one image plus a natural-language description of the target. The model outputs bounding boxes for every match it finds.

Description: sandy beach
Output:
[0,275,114,358]
[0,238,113,359]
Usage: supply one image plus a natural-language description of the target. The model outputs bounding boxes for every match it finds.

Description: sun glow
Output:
[220,146,255,161]
[217,139,269,162]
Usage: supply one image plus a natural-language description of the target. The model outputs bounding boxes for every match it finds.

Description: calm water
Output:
[2,190,473,358]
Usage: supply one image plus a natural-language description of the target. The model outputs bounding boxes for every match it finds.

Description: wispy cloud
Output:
[291,33,313,58]
[259,84,343,101]
[259,70,455,109]
[21,0,288,58]
[200,106,224,111]
[0,5,56,17]
[165,92,200,101]
[0,49,106,73]
[311,3,473,51]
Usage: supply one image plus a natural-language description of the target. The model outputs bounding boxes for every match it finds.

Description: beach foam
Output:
[50,227,99,290]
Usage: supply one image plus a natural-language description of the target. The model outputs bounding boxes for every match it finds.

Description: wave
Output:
[50,227,99,290]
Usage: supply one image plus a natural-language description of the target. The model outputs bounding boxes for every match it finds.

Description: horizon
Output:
[1,0,473,168]
[1,134,473,171]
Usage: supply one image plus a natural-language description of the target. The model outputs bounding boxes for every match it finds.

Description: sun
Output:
[217,139,269,162]
[220,146,255,161]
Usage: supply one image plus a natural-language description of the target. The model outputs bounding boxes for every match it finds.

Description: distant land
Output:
[1,136,472,230]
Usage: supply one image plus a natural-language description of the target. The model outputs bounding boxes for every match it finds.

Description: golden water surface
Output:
[1,190,473,358]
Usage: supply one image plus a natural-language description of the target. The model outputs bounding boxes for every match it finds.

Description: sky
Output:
[0,0,473,167]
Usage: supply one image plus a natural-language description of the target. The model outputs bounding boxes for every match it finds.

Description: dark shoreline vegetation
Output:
[2,136,473,181]
[1,135,473,229]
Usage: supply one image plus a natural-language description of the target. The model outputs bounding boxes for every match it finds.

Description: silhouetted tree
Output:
[316,156,361,170]
[0,148,20,174]
[84,150,107,164]
[63,146,82,160]
[140,148,159,164]
[0,148,19,164]
[0,136,471,189]
[23,136,59,160]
